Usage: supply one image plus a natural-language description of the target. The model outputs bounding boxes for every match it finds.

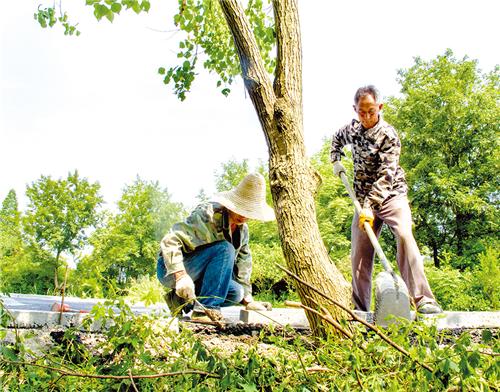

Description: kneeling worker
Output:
[157,173,275,321]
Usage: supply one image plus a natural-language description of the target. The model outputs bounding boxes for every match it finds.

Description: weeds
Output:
[1,299,498,391]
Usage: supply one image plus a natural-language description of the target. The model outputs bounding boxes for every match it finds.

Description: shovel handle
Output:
[339,171,393,273]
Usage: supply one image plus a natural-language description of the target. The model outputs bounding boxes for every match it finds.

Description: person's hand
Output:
[333,161,346,177]
[358,208,374,231]
[245,301,272,311]
[175,274,196,300]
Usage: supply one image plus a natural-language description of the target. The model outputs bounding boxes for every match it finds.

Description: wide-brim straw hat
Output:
[212,173,275,222]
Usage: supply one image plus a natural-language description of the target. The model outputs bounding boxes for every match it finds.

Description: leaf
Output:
[111,3,122,13]
[158,67,165,75]
[141,1,150,12]
[105,10,114,22]
[240,383,258,392]
[481,329,492,343]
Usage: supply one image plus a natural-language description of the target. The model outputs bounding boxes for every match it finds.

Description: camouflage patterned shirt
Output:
[160,202,253,296]
[330,118,408,210]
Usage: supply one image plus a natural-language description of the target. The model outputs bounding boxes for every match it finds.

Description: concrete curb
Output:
[240,309,500,330]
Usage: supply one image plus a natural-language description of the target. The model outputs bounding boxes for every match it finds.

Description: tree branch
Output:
[0,359,220,380]
[277,264,434,373]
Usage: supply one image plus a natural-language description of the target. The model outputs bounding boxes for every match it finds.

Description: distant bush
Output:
[124,275,166,306]
[250,243,289,295]
[426,246,499,311]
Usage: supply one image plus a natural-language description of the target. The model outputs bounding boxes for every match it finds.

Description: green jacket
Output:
[160,202,252,297]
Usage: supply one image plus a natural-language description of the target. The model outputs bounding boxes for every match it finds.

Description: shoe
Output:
[417,301,443,314]
[164,290,186,315]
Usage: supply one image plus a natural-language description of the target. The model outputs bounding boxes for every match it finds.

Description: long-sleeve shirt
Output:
[330,118,408,210]
[160,201,253,296]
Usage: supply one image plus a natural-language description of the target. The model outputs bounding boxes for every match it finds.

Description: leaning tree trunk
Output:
[219,0,351,336]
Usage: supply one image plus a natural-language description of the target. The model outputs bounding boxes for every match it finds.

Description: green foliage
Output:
[78,178,184,296]
[124,274,166,306]
[425,246,499,311]
[384,50,500,269]
[1,299,498,391]
[0,190,23,261]
[23,171,103,290]
[160,0,275,100]
[0,243,56,294]
[34,5,81,36]
[476,245,500,309]
[250,243,286,294]
[311,139,353,263]
[214,158,250,192]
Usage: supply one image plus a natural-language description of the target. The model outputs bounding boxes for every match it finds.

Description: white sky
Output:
[1,0,499,212]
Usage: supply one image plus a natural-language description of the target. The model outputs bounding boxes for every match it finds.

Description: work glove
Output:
[245,301,273,311]
[358,208,374,231]
[333,161,346,177]
[175,274,196,300]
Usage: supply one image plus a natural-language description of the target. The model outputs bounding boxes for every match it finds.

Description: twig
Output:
[306,366,334,373]
[0,359,220,380]
[128,369,139,391]
[277,264,434,373]
[58,265,69,325]
[285,300,353,340]
[355,369,365,390]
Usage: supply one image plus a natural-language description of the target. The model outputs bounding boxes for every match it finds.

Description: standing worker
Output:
[331,85,442,314]
[157,173,275,322]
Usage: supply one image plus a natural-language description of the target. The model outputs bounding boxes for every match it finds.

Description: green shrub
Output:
[250,243,288,294]
[124,275,166,306]
[476,245,499,309]
[425,263,495,311]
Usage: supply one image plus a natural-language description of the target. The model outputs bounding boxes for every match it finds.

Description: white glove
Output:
[175,274,196,300]
[246,301,273,311]
[333,161,346,177]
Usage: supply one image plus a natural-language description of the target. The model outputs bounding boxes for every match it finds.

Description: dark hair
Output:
[354,85,380,105]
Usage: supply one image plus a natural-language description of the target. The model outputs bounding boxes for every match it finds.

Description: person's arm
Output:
[364,132,402,210]
[160,203,220,277]
[330,121,355,164]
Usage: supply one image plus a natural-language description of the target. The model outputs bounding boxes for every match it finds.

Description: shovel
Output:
[339,171,411,326]
[193,298,225,325]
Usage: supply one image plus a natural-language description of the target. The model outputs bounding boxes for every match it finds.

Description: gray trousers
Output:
[351,195,435,311]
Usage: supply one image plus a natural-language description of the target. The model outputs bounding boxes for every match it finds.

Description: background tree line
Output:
[0,51,498,310]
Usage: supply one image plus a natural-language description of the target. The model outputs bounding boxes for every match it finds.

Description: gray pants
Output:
[351,195,435,311]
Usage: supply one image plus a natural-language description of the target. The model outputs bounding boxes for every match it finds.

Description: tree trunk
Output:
[219,0,351,336]
[432,242,440,268]
[54,249,61,290]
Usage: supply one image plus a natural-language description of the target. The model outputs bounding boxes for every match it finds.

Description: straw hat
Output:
[212,173,275,221]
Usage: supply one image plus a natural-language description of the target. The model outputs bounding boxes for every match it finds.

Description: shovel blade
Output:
[374,271,411,326]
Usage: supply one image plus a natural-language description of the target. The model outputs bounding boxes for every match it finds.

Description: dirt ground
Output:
[2,322,497,361]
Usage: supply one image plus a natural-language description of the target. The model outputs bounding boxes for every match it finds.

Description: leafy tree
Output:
[214,158,250,192]
[23,171,103,290]
[384,50,499,269]
[35,0,352,334]
[311,140,353,264]
[0,190,25,291]
[82,178,184,295]
[0,190,23,259]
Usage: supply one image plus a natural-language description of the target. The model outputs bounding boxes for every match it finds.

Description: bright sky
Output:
[1,1,498,212]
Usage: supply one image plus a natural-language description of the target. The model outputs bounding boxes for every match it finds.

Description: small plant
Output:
[124,274,166,306]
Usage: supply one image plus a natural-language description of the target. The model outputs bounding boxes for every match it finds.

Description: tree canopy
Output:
[384,50,499,269]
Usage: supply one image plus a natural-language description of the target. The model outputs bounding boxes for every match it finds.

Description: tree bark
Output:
[219,0,351,336]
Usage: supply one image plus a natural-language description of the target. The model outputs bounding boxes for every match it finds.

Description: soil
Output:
[2,323,497,360]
